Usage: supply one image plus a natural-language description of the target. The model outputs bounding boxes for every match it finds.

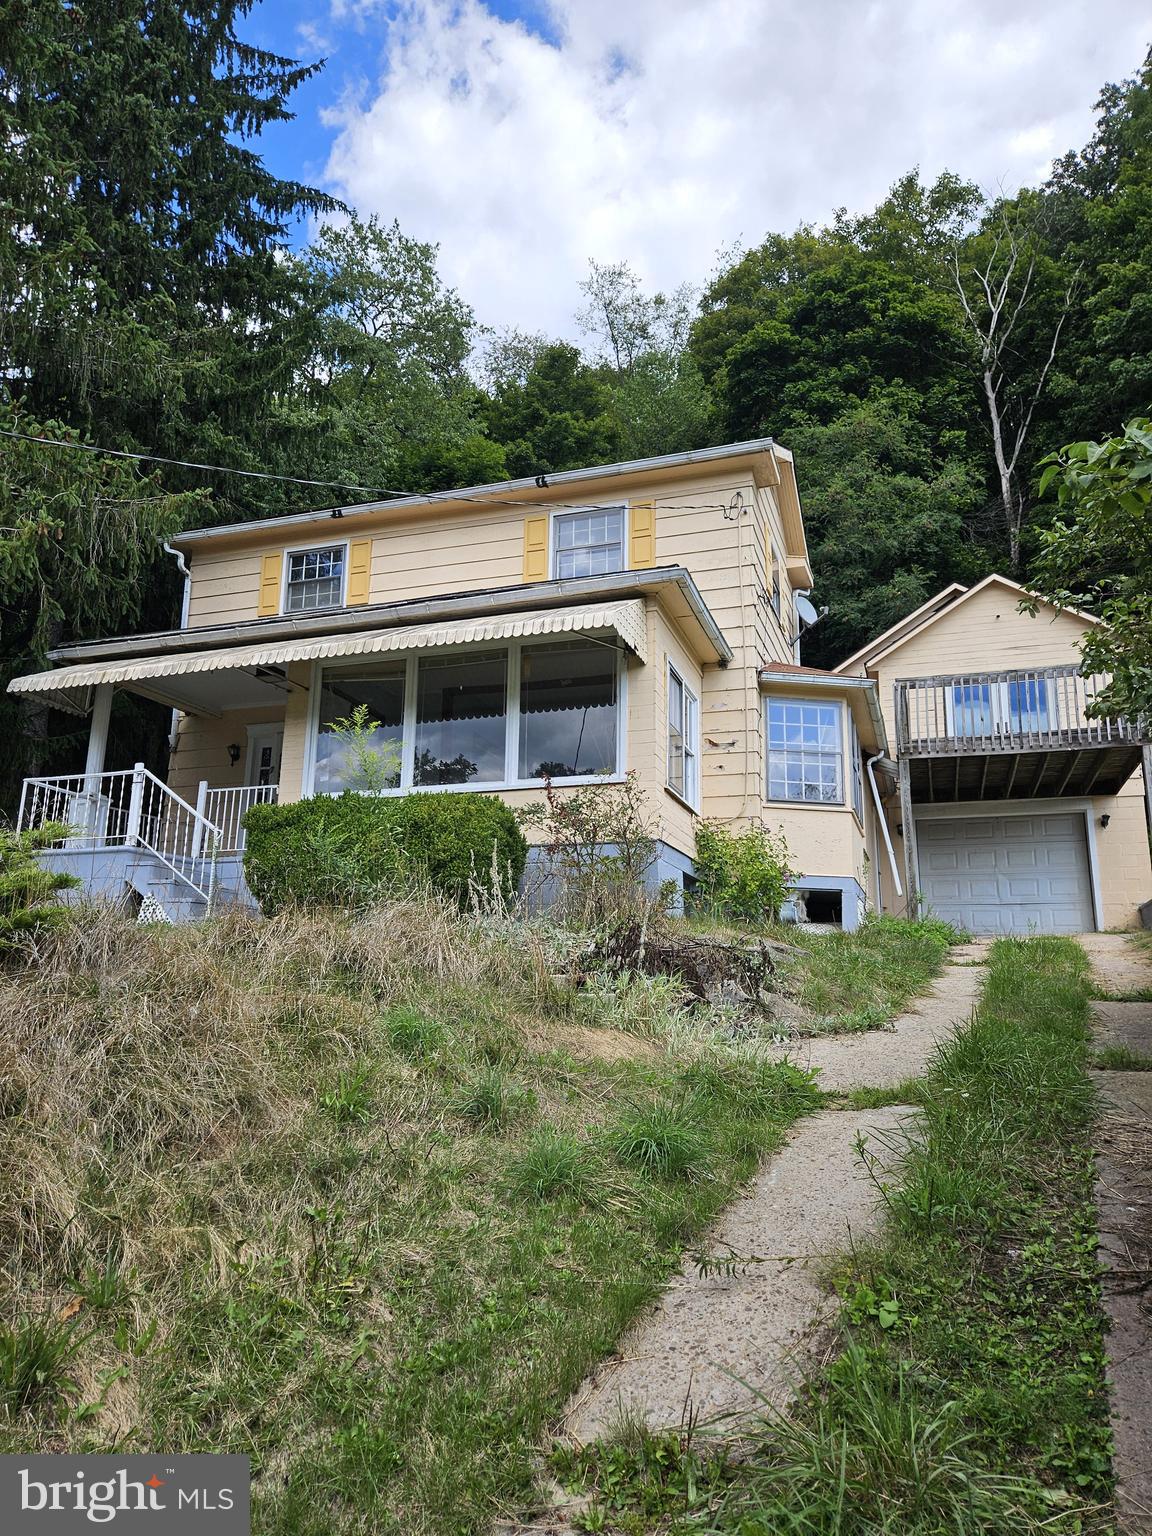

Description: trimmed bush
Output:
[691,819,795,925]
[242,792,527,914]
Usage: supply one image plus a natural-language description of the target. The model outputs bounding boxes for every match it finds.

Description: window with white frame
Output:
[313,639,621,793]
[849,715,864,821]
[766,697,843,804]
[667,666,700,806]
[286,545,345,612]
[519,640,619,779]
[552,508,625,578]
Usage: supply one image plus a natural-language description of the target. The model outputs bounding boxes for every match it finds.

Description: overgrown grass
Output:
[562,936,1114,1534]
[1093,1043,1152,1071]
[784,915,962,1033]
[0,900,822,1535]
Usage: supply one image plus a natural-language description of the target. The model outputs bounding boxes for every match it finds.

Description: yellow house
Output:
[9,441,1151,931]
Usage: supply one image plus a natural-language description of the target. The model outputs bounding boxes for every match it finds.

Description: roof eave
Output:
[45,567,733,669]
[171,438,780,547]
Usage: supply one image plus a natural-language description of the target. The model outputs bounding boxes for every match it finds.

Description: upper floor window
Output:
[766,697,843,804]
[667,666,700,807]
[286,545,345,613]
[553,508,625,578]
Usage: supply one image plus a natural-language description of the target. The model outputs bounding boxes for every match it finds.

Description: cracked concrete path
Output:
[761,941,989,1093]
[558,946,989,1450]
[1088,934,1152,1536]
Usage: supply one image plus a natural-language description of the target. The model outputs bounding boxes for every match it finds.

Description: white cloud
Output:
[321,0,1149,337]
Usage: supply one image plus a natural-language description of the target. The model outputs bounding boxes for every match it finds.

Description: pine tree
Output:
[0,0,341,516]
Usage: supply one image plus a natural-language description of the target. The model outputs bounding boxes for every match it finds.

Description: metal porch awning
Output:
[8,599,649,715]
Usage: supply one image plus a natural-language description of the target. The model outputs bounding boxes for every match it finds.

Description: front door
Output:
[246,727,284,787]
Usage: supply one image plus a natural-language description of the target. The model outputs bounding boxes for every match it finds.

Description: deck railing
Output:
[17,765,222,902]
[201,783,278,853]
[895,665,1141,756]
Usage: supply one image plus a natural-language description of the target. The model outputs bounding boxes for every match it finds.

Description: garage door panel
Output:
[917,812,1094,935]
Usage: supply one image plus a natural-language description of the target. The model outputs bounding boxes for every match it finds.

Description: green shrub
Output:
[691,819,795,925]
[242,792,527,914]
[0,824,79,950]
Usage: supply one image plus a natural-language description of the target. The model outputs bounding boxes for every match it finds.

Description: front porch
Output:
[18,767,278,918]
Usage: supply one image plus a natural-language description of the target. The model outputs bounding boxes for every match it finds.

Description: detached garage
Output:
[916,810,1097,935]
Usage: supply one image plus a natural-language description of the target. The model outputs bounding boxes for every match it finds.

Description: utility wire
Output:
[0,428,733,518]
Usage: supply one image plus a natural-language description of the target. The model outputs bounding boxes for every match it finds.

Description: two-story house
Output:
[10,438,1151,931]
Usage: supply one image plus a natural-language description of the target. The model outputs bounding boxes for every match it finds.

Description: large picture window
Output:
[766,697,843,804]
[286,545,345,613]
[552,508,625,578]
[519,641,618,779]
[311,639,621,794]
[415,651,507,785]
[315,663,405,793]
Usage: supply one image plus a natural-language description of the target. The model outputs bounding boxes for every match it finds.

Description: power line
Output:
[0,428,735,518]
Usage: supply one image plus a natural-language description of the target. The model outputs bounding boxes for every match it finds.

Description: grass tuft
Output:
[1093,1043,1152,1071]
[606,1097,715,1181]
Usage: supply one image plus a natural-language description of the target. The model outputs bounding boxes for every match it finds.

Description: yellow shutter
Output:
[346,538,372,605]
[257,552,283,617]
[629,500,656,569]
[523,515,549,582]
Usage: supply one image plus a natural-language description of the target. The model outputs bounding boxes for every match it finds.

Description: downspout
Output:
[867,752,903,900]
[163,542,191,753]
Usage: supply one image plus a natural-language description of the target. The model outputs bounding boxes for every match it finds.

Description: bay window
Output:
[766,697,844,804]
[312,638,622,794]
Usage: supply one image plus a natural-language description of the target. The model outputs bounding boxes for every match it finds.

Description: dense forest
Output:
[1,2,1151,795]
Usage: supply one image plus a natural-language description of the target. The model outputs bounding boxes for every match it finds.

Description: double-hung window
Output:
[766,697,843,804]
[667,666,700,807]
[286,545,345,612]
[552,508,625,578]
[849,715,864,822]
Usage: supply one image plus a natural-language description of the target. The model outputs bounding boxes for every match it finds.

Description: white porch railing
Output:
[17,765,223,903]
[201,783,278,853]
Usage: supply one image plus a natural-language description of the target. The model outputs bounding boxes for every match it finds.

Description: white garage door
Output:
[917,812,1095,934]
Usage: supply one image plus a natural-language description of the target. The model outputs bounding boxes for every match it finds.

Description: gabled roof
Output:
[835,574,1101,674]
[833,583,967,675]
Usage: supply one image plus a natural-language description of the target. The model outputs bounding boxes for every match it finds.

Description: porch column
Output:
[897,755,919,920]
[1142,745,1152,850]
[84,683,113,779]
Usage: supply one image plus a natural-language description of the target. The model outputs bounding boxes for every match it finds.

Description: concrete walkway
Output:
[1087,934,1152,1536]
[558,946,988,1451]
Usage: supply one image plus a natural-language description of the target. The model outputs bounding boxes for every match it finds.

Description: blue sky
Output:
[237,1,1150,339]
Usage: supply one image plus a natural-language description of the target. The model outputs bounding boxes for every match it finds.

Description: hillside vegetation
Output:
[0,901,952,1534]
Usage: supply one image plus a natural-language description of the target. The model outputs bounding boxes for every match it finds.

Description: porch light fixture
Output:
[227,742,242,766]
[1100,813,1111,829]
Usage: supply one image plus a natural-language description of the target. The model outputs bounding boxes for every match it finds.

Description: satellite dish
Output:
[795,593,820,628]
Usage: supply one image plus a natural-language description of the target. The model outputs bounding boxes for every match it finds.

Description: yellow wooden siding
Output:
[628,500,656,569]
[167,707,284,804]
[257,552,283,618]
[346,539,373,605]
[523,516,549,582]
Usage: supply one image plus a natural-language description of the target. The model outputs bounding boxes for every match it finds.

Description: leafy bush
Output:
[243,792,527,914]
[0,824,79,950]
[691,819,796,924]
[517,773,660,927]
